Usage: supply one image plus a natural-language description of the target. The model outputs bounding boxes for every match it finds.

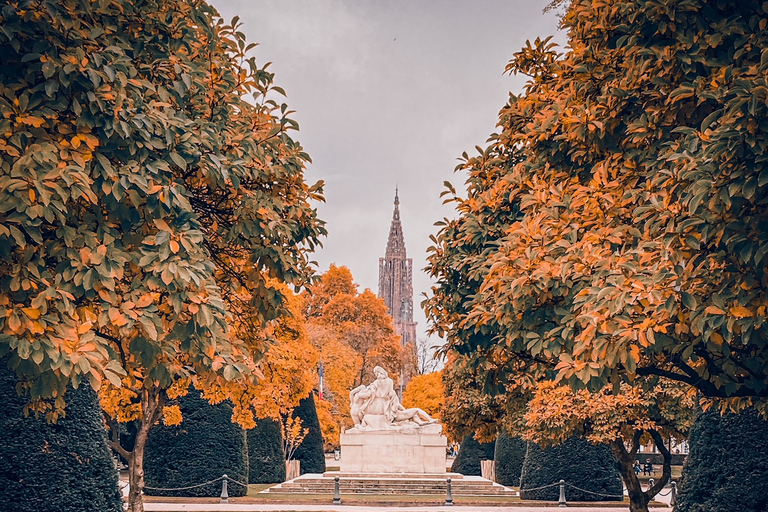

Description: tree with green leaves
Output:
[0,2,324,511]
[289,393,326,474]
[247,417,286,484]
[451,434,495,476]
[675,410,768,512]
[0,357,122,512]
[494,432,526,488]
[144,388,248,498]
[520,438,623,502]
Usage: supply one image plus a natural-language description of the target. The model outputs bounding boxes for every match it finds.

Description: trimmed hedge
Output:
[675,410,768,512]
[451,434,496,476]
[520,438,623,501]
[144,388,248,497]
[494,432,526,487]
[0,357,122,512]
[290,393,325,474]
[247,417,286,483]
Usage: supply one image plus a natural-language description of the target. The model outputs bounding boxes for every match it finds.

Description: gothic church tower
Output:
[378,189,417,349]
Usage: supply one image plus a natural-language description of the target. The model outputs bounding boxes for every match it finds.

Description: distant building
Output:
[378,189,418,351]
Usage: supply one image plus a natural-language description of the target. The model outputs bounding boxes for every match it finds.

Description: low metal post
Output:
[558,479,567,507]
[648,478,655,492]
[333,476,341,505]
[220,474,229,503]
[445,477,453,506]
[670,481,677,507]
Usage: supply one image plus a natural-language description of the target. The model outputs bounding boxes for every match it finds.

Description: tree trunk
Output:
[122,389,163,512]
[646,430,672,498]
[610,437,650,512]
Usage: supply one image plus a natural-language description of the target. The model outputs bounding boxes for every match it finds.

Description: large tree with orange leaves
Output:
[0,2,324,511]
[302,265,404,446]
[424,0,768,418]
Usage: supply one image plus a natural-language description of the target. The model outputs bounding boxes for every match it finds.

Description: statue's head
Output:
[373,366,387,378]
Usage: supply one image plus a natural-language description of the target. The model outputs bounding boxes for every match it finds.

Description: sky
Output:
[211,0,566,345]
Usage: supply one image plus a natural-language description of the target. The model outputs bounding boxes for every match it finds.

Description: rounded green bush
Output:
[290,393,326,474]
[451,434,496,476]
[520,438,623,501]
[144,388,248,497]
[675,410,768,512]
[0,358,122,512]
[247,417,286,483]
[494,432,526,487]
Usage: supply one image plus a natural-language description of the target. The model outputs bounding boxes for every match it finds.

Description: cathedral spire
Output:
[385,189,405,259]
[379,188,418,395]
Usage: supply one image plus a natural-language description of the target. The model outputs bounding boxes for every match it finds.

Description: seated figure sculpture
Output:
[349,365,438,431]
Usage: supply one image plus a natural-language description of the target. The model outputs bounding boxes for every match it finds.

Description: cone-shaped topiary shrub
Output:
[144,388,248,497]
[520,438,623,501]
[451,434,496,476]
[675,410,768,512]
[0,357,122,512]
[290,392,325,474]
[247,417,286,483]
[494,432,526,487]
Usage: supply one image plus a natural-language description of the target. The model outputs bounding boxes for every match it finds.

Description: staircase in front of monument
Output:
[263,472,518,496]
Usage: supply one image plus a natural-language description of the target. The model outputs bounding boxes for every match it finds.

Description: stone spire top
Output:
[385,189,406,259]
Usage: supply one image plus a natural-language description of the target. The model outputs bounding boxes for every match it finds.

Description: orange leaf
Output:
[730,306,753,318]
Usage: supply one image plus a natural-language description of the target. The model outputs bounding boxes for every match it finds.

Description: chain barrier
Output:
[565,483,624,499]
[518,482,563,493]
[223,475,249,488]
[143,475,225,492]
[655,487,673,496]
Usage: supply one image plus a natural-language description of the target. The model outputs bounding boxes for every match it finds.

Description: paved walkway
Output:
[143,505,671,512]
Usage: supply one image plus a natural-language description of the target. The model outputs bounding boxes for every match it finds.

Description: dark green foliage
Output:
[144,388,248,497]
[451,434,496,476]
[520,438,622,502]
[0,358,122,512]
[290,393,325,474]
[247,417,286,484]
[494,432,526,487]
[675,410,768,512]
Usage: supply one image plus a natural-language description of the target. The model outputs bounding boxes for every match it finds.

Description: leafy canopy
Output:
[0,0,325,414]
[424,0,768,413]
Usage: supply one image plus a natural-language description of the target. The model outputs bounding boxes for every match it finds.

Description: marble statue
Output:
[348,365,437,431]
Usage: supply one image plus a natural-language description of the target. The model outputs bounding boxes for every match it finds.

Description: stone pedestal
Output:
[340,424,447,474]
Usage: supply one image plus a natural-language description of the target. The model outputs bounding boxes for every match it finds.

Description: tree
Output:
[302,265,402,440]
[143,388,248,498]
[451,434,496,476]
[0,2,325,511]
[289,393,326,474]
[675,410,768,512]
[423,0,768,413]
[416,337,443,375]
[519,438,623,502]
[0,358,122,512]
[494,432,526,488]
[402,370,444,419]
[522,380,696,512]
[247,417,286,484]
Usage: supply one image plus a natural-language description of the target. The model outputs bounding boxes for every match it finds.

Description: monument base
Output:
[340,425,447,474]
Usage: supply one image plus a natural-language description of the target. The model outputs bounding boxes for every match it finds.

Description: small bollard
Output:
[670,481,677,507]
[558,479,567,507]
[445,477,453,506]
[333,476,341,505]
[648,478,655,491]
[220,474,229,503]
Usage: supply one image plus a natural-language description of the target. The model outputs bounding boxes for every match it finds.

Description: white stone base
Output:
[340,427,448,474]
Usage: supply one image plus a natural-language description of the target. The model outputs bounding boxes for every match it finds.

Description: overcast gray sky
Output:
[211,0,565,345]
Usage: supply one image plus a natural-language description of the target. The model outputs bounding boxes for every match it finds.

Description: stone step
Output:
[265,475,517,496]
